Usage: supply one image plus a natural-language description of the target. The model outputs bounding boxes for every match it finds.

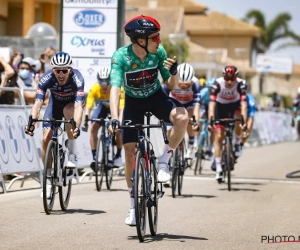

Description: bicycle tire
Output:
[43,140,57,214]
[178,144,184,196]
[59,164,72,210]
[195,134,204,175]
[134,150,147,242]
[171,147,179,198]
[95,134,105,191]
[226,139,232,191]
[105,142,114,190]
[148,157,158,236]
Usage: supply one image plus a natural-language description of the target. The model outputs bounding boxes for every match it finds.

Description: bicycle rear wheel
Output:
[195,134,204,175]
[134,150,147,242]
[59,165,72,210]
[105,142,114,190]
[43,140,57,214]
[148,157,158,236]
[226,139,232,191]
[171,148,179,198]
[95,134,105,191]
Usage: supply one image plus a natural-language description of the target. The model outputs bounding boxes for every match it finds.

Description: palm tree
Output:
[244,10,299,53]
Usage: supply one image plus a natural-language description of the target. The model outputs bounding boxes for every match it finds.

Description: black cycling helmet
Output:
[123,15,160,53]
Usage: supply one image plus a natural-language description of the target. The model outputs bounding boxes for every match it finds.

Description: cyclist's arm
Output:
[85,87,97,118]
[110,52,123,120]
[192,80,201,124]
[238,81,247,121]
[74,72,85,128]
[208,82,219,121]
[292,99,299,118]
[158,45,178,90]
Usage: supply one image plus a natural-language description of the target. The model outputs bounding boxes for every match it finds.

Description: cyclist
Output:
[208,66,247,181]
[82,66,125,170]
[25,52,84,195]
[162,62,200,159]
[198,78,215,159]
[108,15,188,226]
[291,87,300,138]
[241,93,256,148]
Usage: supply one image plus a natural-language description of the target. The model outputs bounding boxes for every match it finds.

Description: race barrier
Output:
[0,87,298,193]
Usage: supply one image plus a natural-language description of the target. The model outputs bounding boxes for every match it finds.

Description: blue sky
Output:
[195,0,300,64]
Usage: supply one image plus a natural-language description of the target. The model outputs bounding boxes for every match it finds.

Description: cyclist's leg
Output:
[151,88,188,182]
[114,107,124,167]
[186,105,196,158]
[232,102,243,157]
[241,117,254,145]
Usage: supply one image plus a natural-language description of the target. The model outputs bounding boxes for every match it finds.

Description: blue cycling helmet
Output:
[206,78,216,87]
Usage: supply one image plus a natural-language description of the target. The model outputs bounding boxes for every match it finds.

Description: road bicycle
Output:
[26,115,77,214]
[116,112,168,242]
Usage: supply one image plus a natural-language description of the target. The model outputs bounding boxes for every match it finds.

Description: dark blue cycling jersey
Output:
[36,69,85,103]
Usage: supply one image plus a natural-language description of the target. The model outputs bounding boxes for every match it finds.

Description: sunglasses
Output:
[178,81,191,88]
[224,76,236,81]
[148,33,160,42]
[53,68,71,75]
[99,81,110,86]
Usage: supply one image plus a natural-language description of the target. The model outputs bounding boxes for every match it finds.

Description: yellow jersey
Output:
[86,83,125,109]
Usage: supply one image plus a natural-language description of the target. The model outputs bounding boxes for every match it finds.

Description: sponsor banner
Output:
[0,108,41,174]
[62,33,116,58]
[63,8,117,33]
[256,54,293,74]
[63,0,118,8]
[73,58,110,92]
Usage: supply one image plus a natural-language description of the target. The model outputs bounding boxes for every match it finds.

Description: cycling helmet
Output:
[206,78,216,88]
[50,52,72,68]
[97,66,110,81]
[223,66,239,78]
[178,63,195,82]
[123,15,160,39]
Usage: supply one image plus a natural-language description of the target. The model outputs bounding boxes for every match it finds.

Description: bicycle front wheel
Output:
[95,134,105,191]
[178,144,185,196]
[195,134,204,175]
[171,148,179,198]
[134,150,147,242]
[226,139,232,191]
[105,142,114,190]
[59,166,72,210]
[43,140,57,214]
[148,157,158,236]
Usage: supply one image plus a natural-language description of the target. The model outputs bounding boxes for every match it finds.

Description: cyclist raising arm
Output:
[108,15,188,226]
[208,66,247,181]
[25,52,84,167]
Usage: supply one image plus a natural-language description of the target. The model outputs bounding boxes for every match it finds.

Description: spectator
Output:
[39,46,56,74]
[272,92,284,108]
[199,75,206,87]
[0,55,15,104]
[8,49,24,69]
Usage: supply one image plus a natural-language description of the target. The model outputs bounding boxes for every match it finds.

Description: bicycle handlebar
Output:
[210,115,245,130]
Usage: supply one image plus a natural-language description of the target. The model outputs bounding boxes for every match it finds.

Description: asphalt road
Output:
[1,142,300,250]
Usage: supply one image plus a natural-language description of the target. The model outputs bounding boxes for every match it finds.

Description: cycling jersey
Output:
[110,44,171,98]
[292,97,300,112]
[199,87,210,105]
[246,94,256,118]
[210,77,247,104]
[162,76,201,108]
[85,83,125,109]
[36,69,85,104]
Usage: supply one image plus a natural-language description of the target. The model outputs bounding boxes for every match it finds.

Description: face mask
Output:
[19,69,30,79]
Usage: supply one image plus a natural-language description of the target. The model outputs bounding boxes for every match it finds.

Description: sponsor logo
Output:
[36,88,44,95]
[72,74,83,87]
[142,22,154,26]
[0,121,9,164]
[148,60,153,65]
[17,116,34,162]
[74,10,105,28]
[126,56,130,61]
[135,29,145,34]
[76,90,85,96]
[5,116,21,163]
[70,36,106,55]
[39,73,52,85]
[130,63,138,69]
[65,0,116,4]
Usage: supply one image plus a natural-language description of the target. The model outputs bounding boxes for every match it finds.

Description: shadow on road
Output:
[44,209,106,215]
[128,233,208,243]
[219,188,260,192]
[231,182,265,186]
[167,194,216,198]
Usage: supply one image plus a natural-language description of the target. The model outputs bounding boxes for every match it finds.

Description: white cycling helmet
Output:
[97,66,110,80]
[50,52,73,68]
[177,63,195,82]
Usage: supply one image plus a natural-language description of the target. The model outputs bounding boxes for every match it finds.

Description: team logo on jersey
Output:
[130,63,138,69]
[126,56,131,61]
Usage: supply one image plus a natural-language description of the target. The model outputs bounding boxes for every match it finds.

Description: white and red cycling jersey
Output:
[210,77,247,104]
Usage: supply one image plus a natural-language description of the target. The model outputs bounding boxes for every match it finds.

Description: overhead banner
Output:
[61,0,119,92]
[256,54,293,74]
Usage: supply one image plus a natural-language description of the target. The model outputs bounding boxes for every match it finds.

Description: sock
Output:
[128,188,134,208]
[115,148,122,158]
[234,134,241,145]
[188,136,194,147]
[91,149,96,160]
[216,157,222,172]
[193,136,198,147]
[68,139,77,155]
[159,145,175,163]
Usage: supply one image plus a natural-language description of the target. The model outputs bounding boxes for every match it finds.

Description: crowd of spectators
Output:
[0,46,56,105]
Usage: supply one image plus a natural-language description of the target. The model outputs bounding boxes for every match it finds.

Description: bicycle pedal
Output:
[147,198,154,207]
